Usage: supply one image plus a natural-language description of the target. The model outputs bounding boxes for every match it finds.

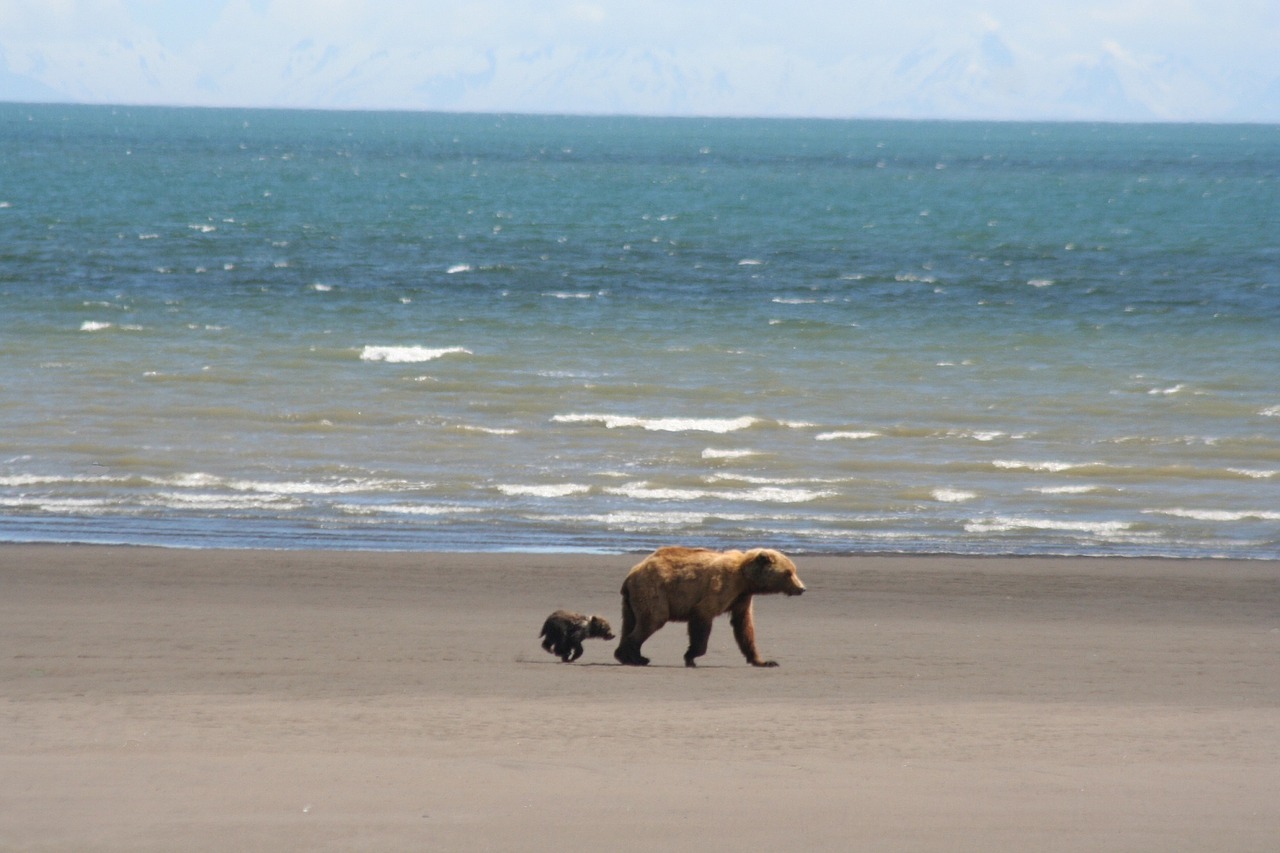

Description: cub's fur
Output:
[539,610,615,663]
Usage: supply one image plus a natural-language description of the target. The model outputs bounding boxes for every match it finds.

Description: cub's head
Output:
[587,615,615,640]
[743,548,806,596]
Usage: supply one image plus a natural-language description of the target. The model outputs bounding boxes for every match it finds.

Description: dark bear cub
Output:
[539,610,615,662]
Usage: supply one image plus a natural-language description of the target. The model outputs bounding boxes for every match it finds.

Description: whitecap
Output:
[605,482,707,501]
[460,425,519,435]
[311,283,333,292]
[544,291,593,299]
[946,429,1004,441]
[497,484,591,498]
[605,481,831,503]
[966,517,1131,535]
[737,258,764,266]
[360,345,471,363]
[1027,279,1055,288]
[815,431,880,441]
[0,474,123,487]
[553,413,757,433]
[79,321,113,331]
[1029,485,1100,494]
[993,460,1094,473]
[932,488,977,502]
[446,264,473,274]
[337,503,479,517]
[702,448,759,459]
[1260,406,1280,417]
[1148,383,1186,395]
[1228,468,1276,479]
[1145,508,1280,522]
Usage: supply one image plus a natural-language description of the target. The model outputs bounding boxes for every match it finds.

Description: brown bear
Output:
[613,546,805,668]
[539,610,615,662]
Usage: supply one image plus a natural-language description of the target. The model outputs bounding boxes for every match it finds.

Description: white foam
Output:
[460,425,519,436]
[1148,383,1186,395]
[544,291,594,299]
[311,283,333,292]
[605,481,831,503]
[815,431,880,441]
[993,460,1095,473]
[707,473,833,486]
[932,488,977,502]
[553,414,758,433]
[1029,485,1100,494]
[1145,508,1280,522]
[142,473,402,496]
[0,474,123,487]
[966,517,1132,535]
[1228,468,1276,479]
[1027,278,1055,287]
[497,484,591,498]
[79,321,113,331]
[544,510,714,529]
[1261,406,1280,418]
[702,448,759,459]
[337,503,479,517]
[947,429,1004,442]
[360,345,471,363]
[737,258,764,266]
[446,264,472,274]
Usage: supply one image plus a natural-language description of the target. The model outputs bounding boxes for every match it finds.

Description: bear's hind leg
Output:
[614,586,651,665]
[615,615,659,666]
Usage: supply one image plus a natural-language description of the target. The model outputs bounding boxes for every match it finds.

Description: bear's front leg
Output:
[730,597,778,667]
[684,617,712,667]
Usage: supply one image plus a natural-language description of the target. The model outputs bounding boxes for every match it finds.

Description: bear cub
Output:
[539,610,615,662]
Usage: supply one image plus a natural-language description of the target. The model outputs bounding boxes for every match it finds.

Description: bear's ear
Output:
[747,549,773,579]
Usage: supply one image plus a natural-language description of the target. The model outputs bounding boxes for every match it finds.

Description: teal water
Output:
[2,104,1278,556]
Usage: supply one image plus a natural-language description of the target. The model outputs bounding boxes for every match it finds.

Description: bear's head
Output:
[743,549,806,596]
[587,615,615,640]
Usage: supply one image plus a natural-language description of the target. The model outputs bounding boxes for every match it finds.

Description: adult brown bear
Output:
[614,546,805,667]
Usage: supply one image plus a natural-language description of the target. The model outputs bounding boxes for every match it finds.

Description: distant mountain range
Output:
[2,29,1277,123]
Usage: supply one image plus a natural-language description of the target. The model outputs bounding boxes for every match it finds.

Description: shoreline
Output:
[4,537,1274,561]
[3,545,1278,850]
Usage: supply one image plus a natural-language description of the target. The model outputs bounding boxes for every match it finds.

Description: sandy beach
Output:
[2,545,1277,851]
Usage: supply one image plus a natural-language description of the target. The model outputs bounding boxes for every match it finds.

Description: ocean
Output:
[2,103,1277,557]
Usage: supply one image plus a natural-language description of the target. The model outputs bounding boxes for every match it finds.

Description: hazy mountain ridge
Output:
[2,28,1276,122]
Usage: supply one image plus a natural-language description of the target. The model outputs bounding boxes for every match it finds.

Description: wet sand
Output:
[2,545,1278,850]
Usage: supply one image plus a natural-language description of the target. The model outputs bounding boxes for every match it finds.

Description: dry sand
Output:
[2,545,1278,851]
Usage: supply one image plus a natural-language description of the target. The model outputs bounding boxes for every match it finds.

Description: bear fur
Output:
[539,610,615,662]
[613,546,805,668]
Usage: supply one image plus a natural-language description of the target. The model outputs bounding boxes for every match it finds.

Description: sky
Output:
[1,1,1277,122]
